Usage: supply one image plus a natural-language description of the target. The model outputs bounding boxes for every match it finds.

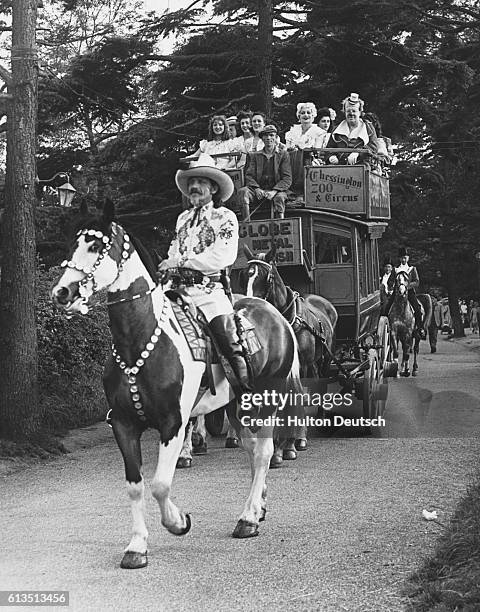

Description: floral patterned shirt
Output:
[167,201,238,274]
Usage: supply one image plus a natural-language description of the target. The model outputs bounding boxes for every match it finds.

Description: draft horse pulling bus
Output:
[52,200,302,569]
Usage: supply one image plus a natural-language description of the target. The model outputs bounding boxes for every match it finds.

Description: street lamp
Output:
[36,172,77,207]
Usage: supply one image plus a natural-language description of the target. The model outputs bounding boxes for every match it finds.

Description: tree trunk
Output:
[0,0,40,439]
[257,0,273,119]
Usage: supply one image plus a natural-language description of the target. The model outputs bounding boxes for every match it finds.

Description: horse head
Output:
[243,242,279,300]
[394,270,409,298]
[52,199,156,314]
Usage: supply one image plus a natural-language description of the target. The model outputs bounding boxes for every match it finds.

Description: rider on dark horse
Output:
[158,153,254,399]
[384,247,426,339]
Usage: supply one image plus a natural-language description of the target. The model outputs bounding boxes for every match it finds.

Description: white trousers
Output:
[183,283,233,322]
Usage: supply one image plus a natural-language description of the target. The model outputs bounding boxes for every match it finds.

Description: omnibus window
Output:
[314,230,352,265]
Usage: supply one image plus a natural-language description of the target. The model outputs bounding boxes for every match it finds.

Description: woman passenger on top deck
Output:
[231,111,254,152]
[310,106,334,166]
[285,102,328,192]
[192,114,235,169]
[326,93,378,166]
[250,111,267,152]
[230,110,255,168]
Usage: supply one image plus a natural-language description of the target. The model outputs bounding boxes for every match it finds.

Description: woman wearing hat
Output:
[326,93,378,165]
[226,116,238,139]
[159,153,252,396]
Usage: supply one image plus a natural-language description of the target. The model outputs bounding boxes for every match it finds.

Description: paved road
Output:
[1,334,480,612]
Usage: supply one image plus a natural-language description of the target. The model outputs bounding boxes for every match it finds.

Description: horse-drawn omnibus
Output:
[218,147,395,429]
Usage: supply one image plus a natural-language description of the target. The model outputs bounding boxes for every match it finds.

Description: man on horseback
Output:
[386,247,426,339]
[158,153,253,398]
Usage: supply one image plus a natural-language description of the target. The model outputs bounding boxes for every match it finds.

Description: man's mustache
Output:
[189,189,201,195]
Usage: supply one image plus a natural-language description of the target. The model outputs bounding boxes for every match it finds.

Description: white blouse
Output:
[198,139,234,169]
[285,124,328,149]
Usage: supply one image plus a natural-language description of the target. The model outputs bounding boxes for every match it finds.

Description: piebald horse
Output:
[243,244,337,454]
[388,271,423,377]
[52,201,302,569]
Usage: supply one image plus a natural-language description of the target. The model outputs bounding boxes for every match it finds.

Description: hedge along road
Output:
[0,333,479,612]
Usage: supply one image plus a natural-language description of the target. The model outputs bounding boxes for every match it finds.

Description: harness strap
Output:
[107,288,154,307]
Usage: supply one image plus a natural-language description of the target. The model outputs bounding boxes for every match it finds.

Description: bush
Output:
[37,265,110,432]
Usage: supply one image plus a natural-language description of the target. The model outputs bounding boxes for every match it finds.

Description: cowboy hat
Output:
[175,153,234,202]
[398,246,409,257]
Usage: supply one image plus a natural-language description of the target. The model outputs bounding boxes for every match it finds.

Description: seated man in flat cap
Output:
[238,124,292,220]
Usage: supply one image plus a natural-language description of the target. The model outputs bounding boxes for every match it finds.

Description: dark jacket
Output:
[326,120,378,161]
[245,147,292,192]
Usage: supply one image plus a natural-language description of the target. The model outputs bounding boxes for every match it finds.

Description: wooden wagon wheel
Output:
[362,349,380,420]
[378,315,397,378]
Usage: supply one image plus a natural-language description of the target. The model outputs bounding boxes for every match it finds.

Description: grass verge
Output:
[404,474,480,611]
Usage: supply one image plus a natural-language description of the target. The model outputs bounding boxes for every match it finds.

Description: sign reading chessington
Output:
[233,217,303,269]
[305,166,366,214]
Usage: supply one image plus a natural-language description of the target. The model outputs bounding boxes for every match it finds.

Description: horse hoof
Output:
[412,371,418,377]
[270,454,283,468]
[404,371,411,378]
[431,348,437,354]
[120,551,148,569]
[192,443,207,455]
[176,457,192,468]
[259,507,267,522]
[232,519,259,539]
[167,513,192,536]
[295,439,308,451]
[225,437,239,449]
[283,449,297,460]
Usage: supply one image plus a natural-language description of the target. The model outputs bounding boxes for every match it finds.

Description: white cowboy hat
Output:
[175,153,234,202]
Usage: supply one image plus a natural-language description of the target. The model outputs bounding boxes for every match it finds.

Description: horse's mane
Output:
[128,233,158,284]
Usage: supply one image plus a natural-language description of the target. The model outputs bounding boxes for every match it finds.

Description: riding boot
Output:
[208,314,255,411]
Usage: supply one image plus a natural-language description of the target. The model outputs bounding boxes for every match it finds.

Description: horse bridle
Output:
[247,258,300,322]
[60,222,151,313]
[394,270,409,295]
[247,259,275,301]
